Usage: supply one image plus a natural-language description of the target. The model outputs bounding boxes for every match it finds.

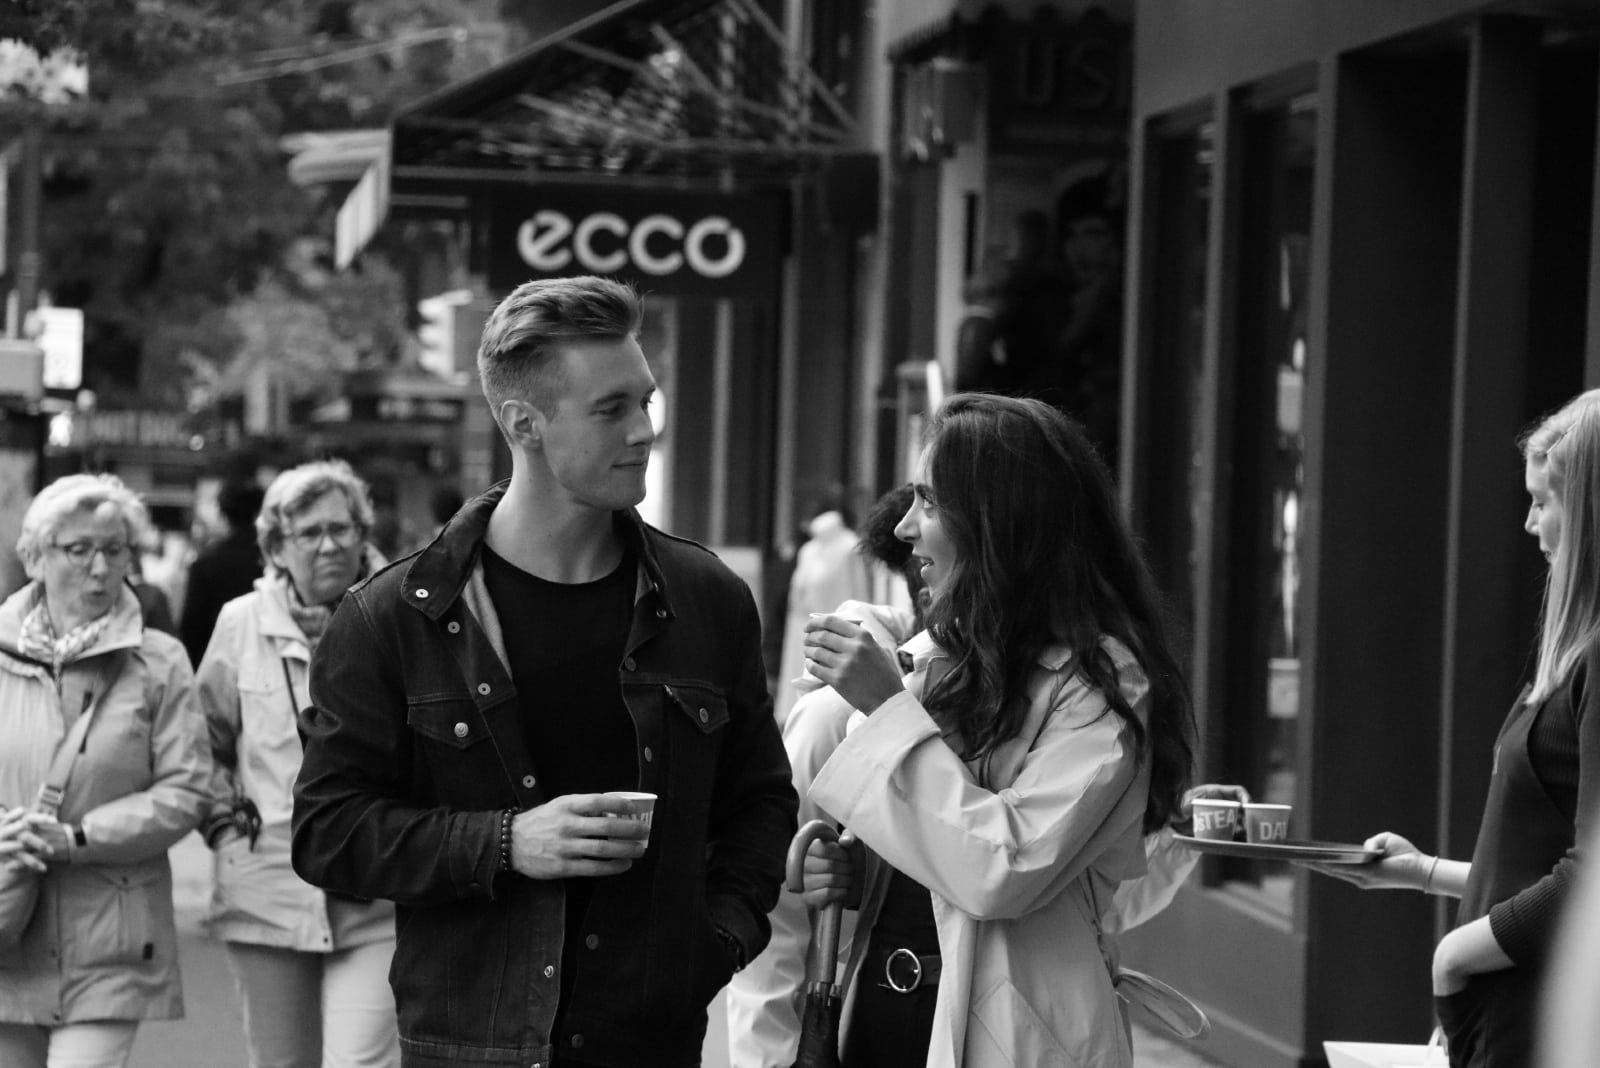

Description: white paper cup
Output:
[607,791,656,832]
[1243,803,1293,844]
[1191,799,1243,841]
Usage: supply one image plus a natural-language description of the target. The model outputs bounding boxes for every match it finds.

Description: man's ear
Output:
[498,398,543,450]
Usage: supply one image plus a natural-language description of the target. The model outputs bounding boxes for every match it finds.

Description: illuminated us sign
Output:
[486,186,784,298]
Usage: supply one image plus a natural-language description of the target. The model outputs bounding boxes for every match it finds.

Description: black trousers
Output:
[1435,967,1539,1068]
[841,976,939,1068]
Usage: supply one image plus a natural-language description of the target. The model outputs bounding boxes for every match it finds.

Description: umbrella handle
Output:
[786,819,855,991]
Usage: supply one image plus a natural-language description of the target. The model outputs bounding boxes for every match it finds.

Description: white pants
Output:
[0,1021,140,1068]
[225,939,400,1068]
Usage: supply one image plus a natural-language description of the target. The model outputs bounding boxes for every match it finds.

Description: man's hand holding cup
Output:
[510,791,656,880]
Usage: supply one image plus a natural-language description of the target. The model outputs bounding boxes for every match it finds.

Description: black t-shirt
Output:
[480,540,638,1031]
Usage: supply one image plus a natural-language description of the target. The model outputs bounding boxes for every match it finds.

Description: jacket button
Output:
[447,621,461,634]
[655,608,667,619]
[571,1035,585,1049]
[699,708,709,723]
[522,775,536,788]
[453,722,469,738]
[622,657,636,671]
[477,683,492,696]
[585,934,599,950]
[415,588,429,599]
[543,964,555,978]
[643,746,653,762]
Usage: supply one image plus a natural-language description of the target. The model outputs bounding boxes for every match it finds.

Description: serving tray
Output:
[1175,836,1381,864]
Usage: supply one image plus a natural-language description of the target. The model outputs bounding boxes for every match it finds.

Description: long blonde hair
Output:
[1524,389,1600,703]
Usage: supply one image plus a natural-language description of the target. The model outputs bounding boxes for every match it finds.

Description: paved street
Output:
[131,833,1226,1067]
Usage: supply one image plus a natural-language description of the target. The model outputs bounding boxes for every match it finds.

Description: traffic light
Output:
[416,289,473,378]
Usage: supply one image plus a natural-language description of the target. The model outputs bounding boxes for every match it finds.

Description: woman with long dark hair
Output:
[800,393,1196,1068]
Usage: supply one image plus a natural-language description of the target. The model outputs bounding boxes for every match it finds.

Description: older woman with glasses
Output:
[0,474,211,1068]
[195,459,398,1068]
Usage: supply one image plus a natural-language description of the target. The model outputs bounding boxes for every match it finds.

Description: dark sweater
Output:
[1459,653,1600,965]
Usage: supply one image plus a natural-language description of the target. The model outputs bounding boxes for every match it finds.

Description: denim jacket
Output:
[291,484,797,1068]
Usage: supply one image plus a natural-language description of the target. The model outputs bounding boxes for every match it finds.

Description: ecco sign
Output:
[487,186,783,298]
[517,210,747,279]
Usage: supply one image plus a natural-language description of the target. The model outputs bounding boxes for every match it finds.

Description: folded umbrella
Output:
[786,819,854,1068]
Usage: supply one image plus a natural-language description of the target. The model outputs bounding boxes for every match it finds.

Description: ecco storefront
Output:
[337,0,882,584]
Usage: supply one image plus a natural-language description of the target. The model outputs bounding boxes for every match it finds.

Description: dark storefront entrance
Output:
[1119,3,1600,1064]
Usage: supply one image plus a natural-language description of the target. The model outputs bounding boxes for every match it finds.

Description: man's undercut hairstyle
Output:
[477,276,644,417]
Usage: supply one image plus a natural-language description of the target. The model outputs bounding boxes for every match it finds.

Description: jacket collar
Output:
[253,573,313,656]
[0,581,145,665]
[400,480,673,621]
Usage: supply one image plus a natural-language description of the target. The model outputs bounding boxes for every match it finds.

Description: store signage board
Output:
[485,185,785,299]
[35,306,83,390]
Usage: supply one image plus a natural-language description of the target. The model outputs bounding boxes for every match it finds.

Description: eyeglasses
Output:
[51,540,132,568]
[285,521,362,551]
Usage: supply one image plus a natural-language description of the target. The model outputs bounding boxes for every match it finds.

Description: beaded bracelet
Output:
[498,808,516,873]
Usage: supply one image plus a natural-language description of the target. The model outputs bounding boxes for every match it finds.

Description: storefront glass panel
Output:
[1221,91,1316,911]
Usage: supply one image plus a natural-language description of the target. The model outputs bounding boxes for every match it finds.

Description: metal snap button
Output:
[643,746,653,762]
[415,588,429,599]
[522,775,536,788]
[543,964,555,978]
[477,683,491,696]
[585,934,599,950]
[655,608,667,619]
[447,621,461,634]
[622,657,636,671]
[699,708,709,723]
[453,722,469,738]
[571,1035,585,1049]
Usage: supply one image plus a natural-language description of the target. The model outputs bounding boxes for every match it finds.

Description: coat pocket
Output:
[968,978,1082,1068]
[71,864,164,968]
[405,698,507,807]
[663,683,729,734]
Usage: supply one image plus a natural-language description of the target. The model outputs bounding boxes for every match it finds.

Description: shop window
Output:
[1144,119,1213,653]
[1218,90,1317,911]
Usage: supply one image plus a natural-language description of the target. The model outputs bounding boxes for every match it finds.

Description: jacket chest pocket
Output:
[406,698,506,805]
[663,683,729,734]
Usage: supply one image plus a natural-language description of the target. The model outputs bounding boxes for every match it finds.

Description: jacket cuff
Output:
[708,891,768,969]
[450,810,504,898]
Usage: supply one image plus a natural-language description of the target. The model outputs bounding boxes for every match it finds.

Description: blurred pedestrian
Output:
[798,394,1198,1068]
[196,460,396,1068]
[291,275,797,1068]
[180,476,264,666]
[0,473,211,1068]
[1307,389,1600,1067]
[774,498,873,726]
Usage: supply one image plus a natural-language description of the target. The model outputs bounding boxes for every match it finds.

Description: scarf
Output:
[17,592,113,671]
[284,580,335,656]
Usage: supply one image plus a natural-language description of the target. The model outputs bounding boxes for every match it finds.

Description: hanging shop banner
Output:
[985,9,1130,158]
[484,185,785,299]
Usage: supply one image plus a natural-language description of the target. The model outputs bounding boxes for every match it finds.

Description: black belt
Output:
[871,946,941,993]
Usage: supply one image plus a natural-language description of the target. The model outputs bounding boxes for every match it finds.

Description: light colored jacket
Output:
[728,611,1199,1068]
[196,575,394,950]
[0,584,210,1024]
[809,629,1152,1068]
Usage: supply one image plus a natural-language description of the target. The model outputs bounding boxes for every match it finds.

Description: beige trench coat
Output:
[195,575,394,950]
[0,584,211,1024]
[809,630,1152,1068]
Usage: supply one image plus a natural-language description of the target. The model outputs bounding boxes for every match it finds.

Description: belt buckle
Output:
[884,947,922,993]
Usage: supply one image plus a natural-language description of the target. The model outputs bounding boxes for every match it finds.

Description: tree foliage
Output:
[8,0,520,408]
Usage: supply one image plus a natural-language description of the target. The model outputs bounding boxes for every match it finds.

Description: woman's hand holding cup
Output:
[802,613,905,715]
